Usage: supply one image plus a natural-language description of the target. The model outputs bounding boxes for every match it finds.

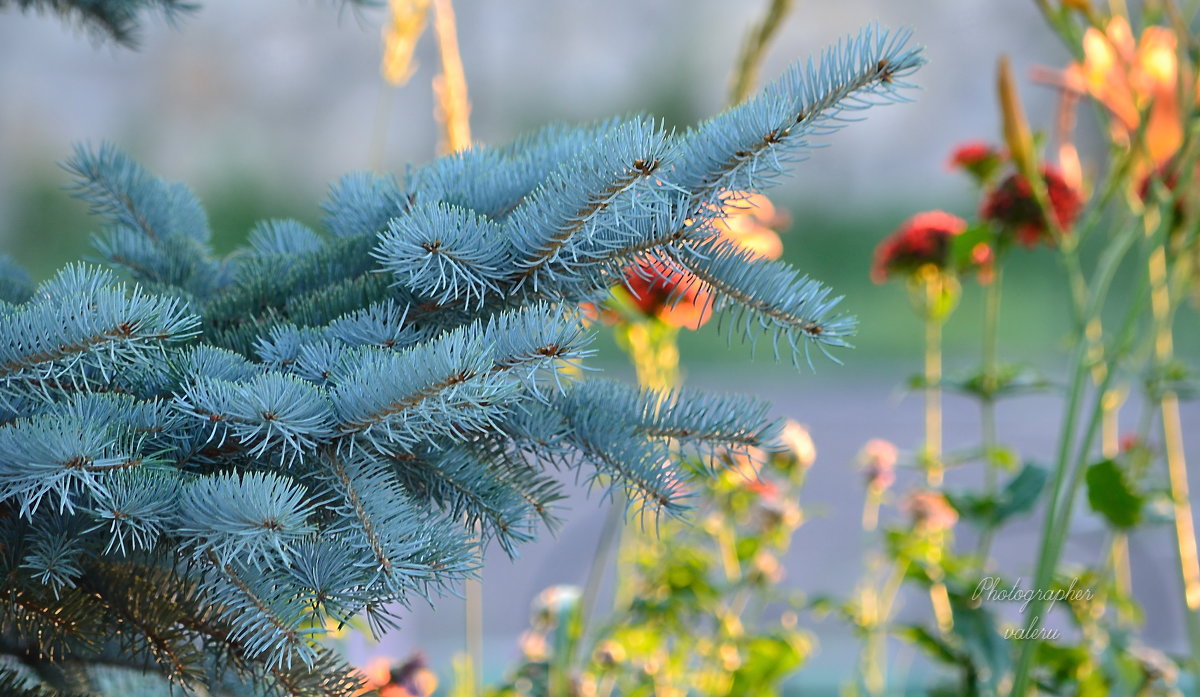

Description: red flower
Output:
[948,141,1005,182]
[871,211,968,284]
[593,191,785,329]
[980,167,1083,248]
[623,258,713,329]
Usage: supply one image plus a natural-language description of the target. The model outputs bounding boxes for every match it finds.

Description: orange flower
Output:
[618,191,787,328]
[623,258,714,329]
[779,420,816,470]
[710,192,788,260]
[871,211,969,283]
[357,654,438,697]
[1064,17,1183,171]
[360,657,394,691]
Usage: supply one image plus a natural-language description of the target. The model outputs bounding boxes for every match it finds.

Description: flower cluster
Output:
[875,138,1085,288]
[952,140,1084,250]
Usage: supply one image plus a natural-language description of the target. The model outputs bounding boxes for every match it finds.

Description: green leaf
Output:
[950,593,1011,692]
[995,463,1048,521]
[986,445,1020,471]
[725,635,804,697]
[896,624,960,665]
[1147,359,1199,401]
[907,372,931,390]
[945,490,995,524]
[1086,459,1144,529]
[947,463,1046,528]
[947,363,1052,400]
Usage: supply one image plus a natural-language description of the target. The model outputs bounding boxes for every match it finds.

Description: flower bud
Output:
[859,438,897,492]
[904,490,958,533]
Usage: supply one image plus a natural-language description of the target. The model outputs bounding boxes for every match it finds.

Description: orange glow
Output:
[359,657,393,691]
[710,192,787,261]
[356,656,438,697]
[381,0,431,86]
[615,191,787,329]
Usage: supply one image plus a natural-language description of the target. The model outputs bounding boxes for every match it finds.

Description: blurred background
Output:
[2,2,1198,694]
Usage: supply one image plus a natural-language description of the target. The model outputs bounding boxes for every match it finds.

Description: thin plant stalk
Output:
[922,271,944,488]
[1012,288,1140,694]
[857,268,950,696]
[431,0,471,154]
[975,269,1002,564]
[571,499,624,665]
[919,271,955,641]
[860,559,910,697]
[729,0,795,104]
[465,552,483,696]
[862,487,883,532]
[372,0,430,168]
[1000,90,1133,691]
[1101,387,1135,610]
[568,317,678,685]
[1144,209,1200,674]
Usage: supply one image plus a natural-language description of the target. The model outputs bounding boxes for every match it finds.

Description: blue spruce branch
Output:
[0,26,925,695]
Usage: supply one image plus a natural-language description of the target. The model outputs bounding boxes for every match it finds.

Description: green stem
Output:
[729,0,795,105]
[465,529,483,696]
[571,498,625,669]
[1009,220,1146,695]
[1007,328,1090,695]
[975,270,1003,565]
[863,559,910,697]
[924,275,944,488]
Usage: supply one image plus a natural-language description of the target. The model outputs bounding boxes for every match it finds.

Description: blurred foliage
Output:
[2,169,320,280]
[481,441,816,697]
